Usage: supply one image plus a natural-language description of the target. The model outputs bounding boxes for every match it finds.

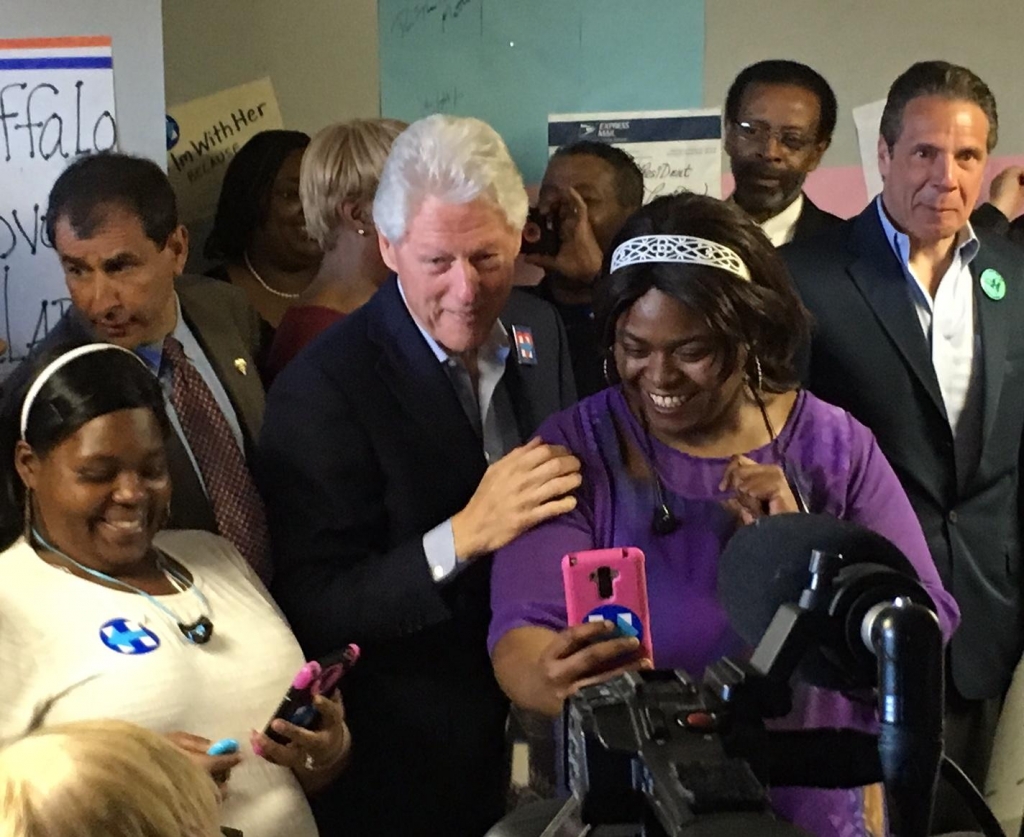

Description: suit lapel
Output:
[972,247,1012,450]
[846,206,948,423]
[369,279,486,482]
[177,284,264,450]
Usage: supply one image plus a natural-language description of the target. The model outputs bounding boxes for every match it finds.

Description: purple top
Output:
[489,387,959,837]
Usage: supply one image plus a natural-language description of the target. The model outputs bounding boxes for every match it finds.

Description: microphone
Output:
[718,514,945,836]
[717,514,934,688]
[866,599,944,837]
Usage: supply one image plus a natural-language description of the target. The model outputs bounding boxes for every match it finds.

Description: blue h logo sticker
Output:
[100,618,160,655]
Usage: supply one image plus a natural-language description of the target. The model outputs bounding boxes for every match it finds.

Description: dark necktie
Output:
[162,336,272,585]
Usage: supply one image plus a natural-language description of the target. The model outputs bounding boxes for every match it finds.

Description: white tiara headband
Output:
[610,234,752,282]
[20,344,147,440]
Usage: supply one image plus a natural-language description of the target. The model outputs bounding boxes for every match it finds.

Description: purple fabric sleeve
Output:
[488,411,596,654]
[842,416,961,640]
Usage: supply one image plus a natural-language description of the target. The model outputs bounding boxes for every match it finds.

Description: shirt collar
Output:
[875,195,980,270]
[135,293,185,373]
[758,192,805,247]
[397,277,510,367]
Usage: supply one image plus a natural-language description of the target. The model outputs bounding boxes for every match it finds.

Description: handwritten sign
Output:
[548,109,722,201]
[0,35,117,381]
[378,0,705,183]
[166,77,284,224]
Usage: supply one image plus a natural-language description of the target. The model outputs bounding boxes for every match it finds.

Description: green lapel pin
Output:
[980,268,1006,301]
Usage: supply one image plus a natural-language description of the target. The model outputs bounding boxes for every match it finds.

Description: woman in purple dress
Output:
[488,193,959,837]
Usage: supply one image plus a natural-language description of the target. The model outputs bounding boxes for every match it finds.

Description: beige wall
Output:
[163,0,380,131]
[704,0,1024,167]
[165,0,1024,166]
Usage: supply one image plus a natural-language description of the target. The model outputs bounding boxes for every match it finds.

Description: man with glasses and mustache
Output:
[723,59,841,246]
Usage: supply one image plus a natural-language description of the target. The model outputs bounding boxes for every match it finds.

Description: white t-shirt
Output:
[0,530,318,837]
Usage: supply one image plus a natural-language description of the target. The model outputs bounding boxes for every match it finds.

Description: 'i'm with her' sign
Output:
[0,36,118,381]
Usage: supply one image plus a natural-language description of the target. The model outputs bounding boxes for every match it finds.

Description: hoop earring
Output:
[603,356,615,387]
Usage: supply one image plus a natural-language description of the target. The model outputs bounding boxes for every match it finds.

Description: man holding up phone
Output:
[525,141,644,397]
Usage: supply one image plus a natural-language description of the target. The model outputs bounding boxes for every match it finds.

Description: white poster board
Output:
[0,35,117,379]
[166,77,284,224]
[853,99,886,202]
[984,652,1024,836]
[547,109,722,201]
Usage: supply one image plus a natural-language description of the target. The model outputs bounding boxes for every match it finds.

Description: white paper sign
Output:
[547,109,722,201]
[166,78,284,224]
[853,99,886,202]
[0,36,118,380]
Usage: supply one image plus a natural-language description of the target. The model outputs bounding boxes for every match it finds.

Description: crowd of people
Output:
[0,56,1023,837]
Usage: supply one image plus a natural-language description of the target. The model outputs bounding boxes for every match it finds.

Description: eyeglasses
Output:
[731,120,819,154]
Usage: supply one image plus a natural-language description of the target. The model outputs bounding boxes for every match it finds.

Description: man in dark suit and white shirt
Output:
[782,61,1024,832]
[724,59,842,245]
[0,153,270,582]
[257,114,580,837]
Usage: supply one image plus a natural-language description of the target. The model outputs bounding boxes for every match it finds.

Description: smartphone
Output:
[260,644,360,747]
[562,547,653,660]
[521,206,561,256]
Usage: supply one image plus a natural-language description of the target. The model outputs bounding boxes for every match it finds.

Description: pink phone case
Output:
[562,547,653,660]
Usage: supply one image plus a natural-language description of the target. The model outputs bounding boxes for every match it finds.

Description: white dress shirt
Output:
[760,193,805,247]
[876,197,981,437]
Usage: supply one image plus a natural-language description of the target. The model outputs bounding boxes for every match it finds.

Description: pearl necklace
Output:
[243,252,301,299]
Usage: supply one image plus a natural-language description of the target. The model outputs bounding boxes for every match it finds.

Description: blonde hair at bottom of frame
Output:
[0,719,221,837]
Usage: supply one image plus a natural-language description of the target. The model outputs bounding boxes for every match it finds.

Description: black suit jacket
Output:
[782,204,1024,699]
[257,276,576,837]
[792,195,844,241]
[0,274,265,532]
[971,202,1024,249]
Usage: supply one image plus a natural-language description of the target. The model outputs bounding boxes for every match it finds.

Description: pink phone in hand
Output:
[562,547,653,661]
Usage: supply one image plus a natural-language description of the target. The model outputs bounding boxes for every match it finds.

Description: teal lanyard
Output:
[31,528,215,644]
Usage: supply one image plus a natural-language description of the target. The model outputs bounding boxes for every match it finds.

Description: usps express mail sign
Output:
[547,109,722,201]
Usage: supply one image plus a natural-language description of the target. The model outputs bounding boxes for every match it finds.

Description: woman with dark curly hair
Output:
[488,192,958,837]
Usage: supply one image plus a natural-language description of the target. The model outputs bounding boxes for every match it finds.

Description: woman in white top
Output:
[0,344,351,837]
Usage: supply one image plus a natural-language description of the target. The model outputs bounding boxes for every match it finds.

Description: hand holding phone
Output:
[257,644,359,751]
[562,547,653,661]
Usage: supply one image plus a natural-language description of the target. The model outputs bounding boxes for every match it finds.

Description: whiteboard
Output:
[378,0,705,183]
[0,36,117,381]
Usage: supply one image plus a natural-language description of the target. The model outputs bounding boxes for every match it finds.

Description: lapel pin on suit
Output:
[980,268,1006,301]
[512,325,537,366]
[234,358,248,375]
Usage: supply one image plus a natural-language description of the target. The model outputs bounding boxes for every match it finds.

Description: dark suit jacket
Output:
[792,195,844,241]
[971,202,1024,249]
[0,274,265,533]
[257,276,576,837]
[782,204,1024,699]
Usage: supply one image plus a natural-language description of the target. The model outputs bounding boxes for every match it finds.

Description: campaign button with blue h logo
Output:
[100,618,161,655]
[585,604,644,643]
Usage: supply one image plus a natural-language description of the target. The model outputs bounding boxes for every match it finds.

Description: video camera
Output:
[563,514,956,837]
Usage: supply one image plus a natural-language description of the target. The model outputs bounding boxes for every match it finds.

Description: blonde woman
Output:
[265,118,407,382]
[0,719,221,837]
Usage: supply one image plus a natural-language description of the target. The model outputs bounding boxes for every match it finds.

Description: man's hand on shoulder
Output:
[451,437,582,561]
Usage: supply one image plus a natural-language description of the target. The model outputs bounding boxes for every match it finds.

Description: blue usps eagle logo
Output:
[99,618,161,655]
